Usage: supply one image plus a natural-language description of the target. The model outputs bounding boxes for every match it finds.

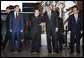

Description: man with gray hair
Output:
[42,5,59,54]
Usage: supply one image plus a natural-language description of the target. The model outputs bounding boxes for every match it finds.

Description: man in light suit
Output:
[68,7,82,53]
[9,5,24,52]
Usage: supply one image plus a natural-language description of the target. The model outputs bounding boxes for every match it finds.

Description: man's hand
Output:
[40,23,44,26]
[40,22,46,26]
[9,30,12,32]
[68,31,71,34]
[62,32,65,35]
[20,30,23,33]
[43,23,46,25]
[55,28,58,32]
[80,30,83,34]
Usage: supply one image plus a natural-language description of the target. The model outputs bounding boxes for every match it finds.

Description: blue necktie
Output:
[48,12,51,20]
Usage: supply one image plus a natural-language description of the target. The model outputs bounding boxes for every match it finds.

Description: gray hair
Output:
[45,5,51,9]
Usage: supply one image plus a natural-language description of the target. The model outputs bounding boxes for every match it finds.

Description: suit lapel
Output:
[51,11,54,20]
[17,13,19,22]
[13,12,17,24]
[77,14,80,23]
[73,14,76,24]
[34,15,37,21]
[46,12,50,21]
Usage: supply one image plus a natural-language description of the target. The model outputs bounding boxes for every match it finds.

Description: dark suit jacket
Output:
[6,11,13,30]
[30,15,42,34]
[43,10,58,31]
[79,10,83,37]
[58,17,64,34]
[9,12,24,31]
[68,14,81,36]
[57,17,64,44]
[79,10,83,30]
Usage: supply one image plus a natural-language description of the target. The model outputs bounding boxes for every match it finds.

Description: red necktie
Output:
[16,13,18,21]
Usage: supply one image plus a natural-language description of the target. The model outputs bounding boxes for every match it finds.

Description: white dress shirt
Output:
[74,14,78,23]
[14,11,18,18]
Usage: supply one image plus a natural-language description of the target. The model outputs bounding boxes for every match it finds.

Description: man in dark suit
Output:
[56,11,64,52]
[79,9,83,53]
[30,9,42,53]
[2,6,12,49]
[9,5,24,52]
[68,7,82,53]
[79,10,83,37]
[43,6,58,53]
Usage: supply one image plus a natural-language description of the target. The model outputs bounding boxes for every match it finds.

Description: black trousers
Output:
[57,33,64,51]
[31,31,41,52]
[70,33,81,52]
[2,29,11,49]
[46,30,58,52]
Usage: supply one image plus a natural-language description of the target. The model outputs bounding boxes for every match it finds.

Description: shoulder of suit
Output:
[43,12,47,16]
[19,13,23,16]
[69,14,74,17]
[32,14,35,17]
[10,12,14,16]
[44,12,47,14]
[51,10,54,13]
[58,17,63,20]
[30,14,35,18]
[19,13,22,14]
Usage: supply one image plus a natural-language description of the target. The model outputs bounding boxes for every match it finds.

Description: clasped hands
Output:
[40,22,58,32]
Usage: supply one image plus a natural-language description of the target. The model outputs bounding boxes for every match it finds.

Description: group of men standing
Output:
[2,5,83,54]
[2,5,24,52]
[30,5,65,54]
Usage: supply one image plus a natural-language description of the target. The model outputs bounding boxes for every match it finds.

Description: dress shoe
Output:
[48,51,52,53]
[70,51,74,53]
[53,51,59,53]
[31,50,35,53]
[77,51,80,53]
[59,49,62,52]
[2,47,5,50]
[32,52,37,54]
[18,50,22,52]
[10,50,15,52]
[52,52,57,54]
[36,51,40,53]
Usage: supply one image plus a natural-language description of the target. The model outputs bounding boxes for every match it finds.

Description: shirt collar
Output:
[47,10,51,14]
[74,14,78,16]
[14,11,19,15]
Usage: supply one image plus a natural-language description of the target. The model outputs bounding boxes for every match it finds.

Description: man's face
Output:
[15,6,19,12]
[73,8,78,14]
[35,10,40,16]
[45,6,50,12]
[6,9,10,13]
